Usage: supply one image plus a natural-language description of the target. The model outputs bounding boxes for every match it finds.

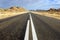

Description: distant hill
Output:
[0,7,27,12]
[30,7,60,12]
[8,7,27,12]
[48,8,60,12]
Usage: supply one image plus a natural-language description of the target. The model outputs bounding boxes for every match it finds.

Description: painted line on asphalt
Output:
[30,14,38,40]
[24,20,30,40]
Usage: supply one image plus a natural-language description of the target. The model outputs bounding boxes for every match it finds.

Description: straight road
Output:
[0,12,60,40]
[0,13,29,40]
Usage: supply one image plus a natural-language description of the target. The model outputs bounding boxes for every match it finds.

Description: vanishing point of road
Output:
[0,12,60,40]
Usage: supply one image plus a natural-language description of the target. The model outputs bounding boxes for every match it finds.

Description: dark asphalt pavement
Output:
[0,12,60,40]
[0,13,29,40]
[31,13,60,40]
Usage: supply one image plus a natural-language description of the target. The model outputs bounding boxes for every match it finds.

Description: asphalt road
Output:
[31,13,60,40]
[0,13,29,40]
[0,12,60,40]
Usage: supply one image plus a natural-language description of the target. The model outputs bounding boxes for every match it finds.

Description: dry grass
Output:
[0,11,27,19]
[32,11,60,20]
[0,7,28,19]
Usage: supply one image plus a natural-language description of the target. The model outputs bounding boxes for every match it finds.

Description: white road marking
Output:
[30,14,38,40]
[24,20,30,40]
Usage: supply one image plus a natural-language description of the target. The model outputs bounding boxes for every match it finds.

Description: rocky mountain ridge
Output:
[0,7,27,12]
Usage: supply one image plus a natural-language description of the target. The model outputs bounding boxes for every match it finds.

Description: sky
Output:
[0,0,60,10]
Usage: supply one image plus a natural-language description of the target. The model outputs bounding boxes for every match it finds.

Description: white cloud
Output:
[26,0,60,10]
[0,0,60,9]
[54,0,60,4]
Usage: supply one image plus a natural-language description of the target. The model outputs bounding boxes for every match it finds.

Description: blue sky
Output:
[0,0,60,10]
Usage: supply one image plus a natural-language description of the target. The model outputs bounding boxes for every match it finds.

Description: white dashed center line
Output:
[24,20,30,40]
[30,14,38,40]
[24,13,38,40]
